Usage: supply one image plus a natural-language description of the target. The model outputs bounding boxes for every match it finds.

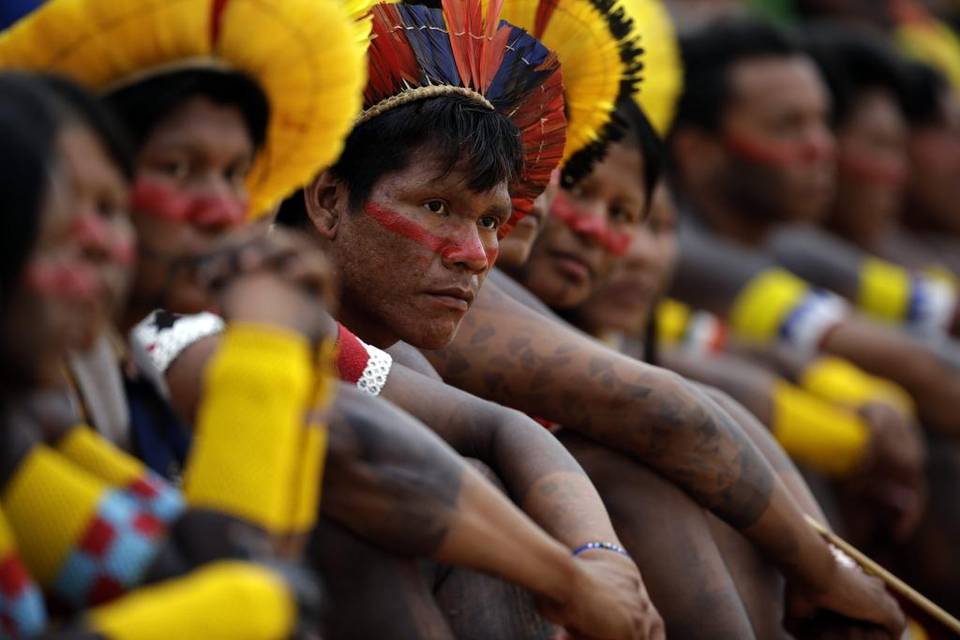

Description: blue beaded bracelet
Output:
[572,541,631,559]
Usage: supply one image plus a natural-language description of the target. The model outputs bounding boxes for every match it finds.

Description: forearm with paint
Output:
[320,385,578,603]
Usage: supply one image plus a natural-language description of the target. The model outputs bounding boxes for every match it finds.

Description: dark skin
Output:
[306,147,510,350]
[296,145,664,639]
[121,96,256,331]
[577,181,925,540]
[423,276,904,636]
[674,225,960,435]
[422,132,901,634]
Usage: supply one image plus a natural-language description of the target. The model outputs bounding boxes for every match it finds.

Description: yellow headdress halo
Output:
[0,0,368,219]
[620,0,682,135]
[491,0,644,184]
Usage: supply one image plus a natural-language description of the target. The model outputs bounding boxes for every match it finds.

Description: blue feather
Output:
[398,3,461,87]
[487,23,553,110]
[0,0,44,31]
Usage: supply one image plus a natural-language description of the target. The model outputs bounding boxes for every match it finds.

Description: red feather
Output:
[442,0,471,86]
[480,0,507,92]
[366,4,420,103]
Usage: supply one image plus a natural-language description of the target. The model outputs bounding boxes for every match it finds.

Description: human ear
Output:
[304,171,347,240]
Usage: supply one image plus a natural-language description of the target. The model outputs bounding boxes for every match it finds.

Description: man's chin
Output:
[399,317,461,351]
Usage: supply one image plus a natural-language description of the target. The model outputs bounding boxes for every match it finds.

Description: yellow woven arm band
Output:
[183,322,312,534]
[87,561,295,640]
[858,258,911,323]
[729,268,849,355]
[800,357,916,416]
[656,298,691,346]
[771,381,870,478]
[2,446,106,585]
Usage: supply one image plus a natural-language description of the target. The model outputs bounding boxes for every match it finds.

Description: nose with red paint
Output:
[131,179,248,231]
[551,191,631,256]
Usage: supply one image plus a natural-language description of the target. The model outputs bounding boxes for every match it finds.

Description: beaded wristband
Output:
[572,541,631,559]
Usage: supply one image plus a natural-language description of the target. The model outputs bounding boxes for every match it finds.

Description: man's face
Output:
[907,90,960,235]
[834,90,908,243]
[130,96,254,314]
[517,142,647,309]
[330,147,511,349]
[716,56,836,224]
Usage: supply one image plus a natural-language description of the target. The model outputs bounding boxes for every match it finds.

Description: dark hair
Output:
[801,23,909,127]
[902,61,951,127]
[104,68,269,153]
[0,74,58,310]
[615,96,664,211]
[0,72,133,309]
[673,18,802,133]
[276,93,522,227]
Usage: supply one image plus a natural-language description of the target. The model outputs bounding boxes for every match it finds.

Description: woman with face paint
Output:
[503,99,662,312]
[0,71,334,640]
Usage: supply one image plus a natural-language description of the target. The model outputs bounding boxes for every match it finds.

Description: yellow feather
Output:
[620,0,682,135]
[495,0,642,164]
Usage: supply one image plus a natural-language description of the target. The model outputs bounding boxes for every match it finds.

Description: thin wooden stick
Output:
[805,514,960,636]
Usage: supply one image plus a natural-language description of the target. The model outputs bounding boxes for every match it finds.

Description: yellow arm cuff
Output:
[656,299,691,347]
[183,322,312,534]
[858,258,910,323]
[87,561,295,640]
[771,382,870,478]
[800,357,916,416]
[730,268,809,342]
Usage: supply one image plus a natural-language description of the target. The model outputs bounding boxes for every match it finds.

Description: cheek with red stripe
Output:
[550,191,631,256]
[70,214,136,267]
[725,133,834,168]
[23,260,101,300]
[838,150,907,187]
[363,203,498,267]
[130,180,247,229]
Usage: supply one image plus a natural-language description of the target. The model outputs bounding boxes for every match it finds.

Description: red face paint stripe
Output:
[24,261,101,300]
[210,0,231,47]
[131,180,247,229]
[363,203,493,268]
[838,152,907,187]
[71,214,137,267]
[551,192,632,256]
[725,133,833,168]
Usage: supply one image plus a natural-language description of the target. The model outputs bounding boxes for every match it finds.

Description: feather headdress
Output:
[360,0,566,237]
[0,0,367,218]
[492,0,643,184]
[620,0,681,135]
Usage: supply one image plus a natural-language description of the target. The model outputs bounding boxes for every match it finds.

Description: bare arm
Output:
[424,279,904,634]
[167,334,660,638]
[321,384,580,601]
[821,318,960,435]
[668,228,960,436]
